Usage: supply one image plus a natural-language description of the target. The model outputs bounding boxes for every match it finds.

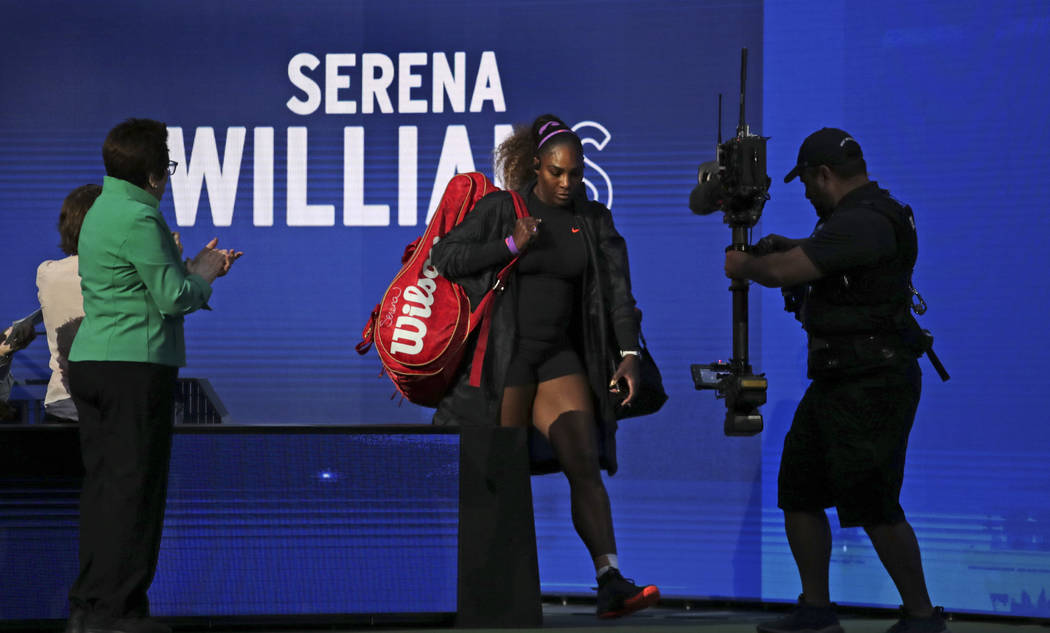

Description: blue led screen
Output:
[1,0,1048,619]
[758,0,1050,616]
[0,430,458,620]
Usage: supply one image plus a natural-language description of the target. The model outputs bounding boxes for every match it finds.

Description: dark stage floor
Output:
[432,603,1042,632]
[368,601,1046,632]
[6,603,1047,633]
[172,603,1050,633]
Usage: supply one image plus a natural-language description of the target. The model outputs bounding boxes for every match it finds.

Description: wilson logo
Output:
[388,245,441,356]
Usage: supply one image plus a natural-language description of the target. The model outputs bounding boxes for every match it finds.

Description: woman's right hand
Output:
[511,216,542,251]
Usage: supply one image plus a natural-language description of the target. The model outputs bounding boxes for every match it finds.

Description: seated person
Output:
[36,184,102,422]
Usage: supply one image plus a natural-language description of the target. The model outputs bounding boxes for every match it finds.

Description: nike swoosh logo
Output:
[571,227,580,233]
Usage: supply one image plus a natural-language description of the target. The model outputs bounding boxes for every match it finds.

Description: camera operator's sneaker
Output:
[885,606,951,633]
[756,595,843,633]
[595,569,659,618]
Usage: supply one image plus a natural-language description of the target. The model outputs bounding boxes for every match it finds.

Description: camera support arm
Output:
[690,48,769,436]
[729,227,751,375]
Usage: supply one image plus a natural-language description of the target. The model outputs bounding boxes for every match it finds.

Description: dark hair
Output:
[102,118,169,190]
[494,114,584,191]
[805,157,867,181]
[59,184,102,255]
[829,157,867,180]
[802,157,868,183]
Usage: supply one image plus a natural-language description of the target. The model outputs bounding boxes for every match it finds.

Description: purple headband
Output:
[537,121,574,149]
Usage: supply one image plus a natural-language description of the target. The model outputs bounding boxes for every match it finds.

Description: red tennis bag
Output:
[356,172,527,406]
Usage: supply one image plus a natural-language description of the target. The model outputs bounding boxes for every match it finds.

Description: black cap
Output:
[783,127,863,183]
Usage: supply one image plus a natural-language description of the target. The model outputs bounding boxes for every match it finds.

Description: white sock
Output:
[596,554,619,578]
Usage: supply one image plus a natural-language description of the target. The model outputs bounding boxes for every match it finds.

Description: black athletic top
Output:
[515,192,587,342]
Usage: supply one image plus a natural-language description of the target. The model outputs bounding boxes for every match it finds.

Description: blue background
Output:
[1,0,1048,619]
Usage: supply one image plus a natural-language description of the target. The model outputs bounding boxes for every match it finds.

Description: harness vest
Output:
[802,185,919,377]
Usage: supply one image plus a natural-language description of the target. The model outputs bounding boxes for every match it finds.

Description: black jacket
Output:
[429,182,640,475]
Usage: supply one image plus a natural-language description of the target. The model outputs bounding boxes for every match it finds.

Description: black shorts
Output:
[504,338,585,387]
[777,361,921,527]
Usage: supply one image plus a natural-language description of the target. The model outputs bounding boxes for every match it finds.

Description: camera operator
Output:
[724,128,948,633]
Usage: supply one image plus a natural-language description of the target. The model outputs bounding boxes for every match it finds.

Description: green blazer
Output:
[69,177,212,367]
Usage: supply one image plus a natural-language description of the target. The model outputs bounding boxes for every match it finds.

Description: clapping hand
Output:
[187,238,243,283]
[215,243,243,278]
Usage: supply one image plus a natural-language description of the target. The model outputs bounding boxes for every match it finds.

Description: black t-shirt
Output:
[800,182,897,277]
[515,192,587,342]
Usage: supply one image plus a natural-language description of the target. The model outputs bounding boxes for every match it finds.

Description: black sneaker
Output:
[595,568,660,618]
[885,606,951,633]
[756,595,843,633]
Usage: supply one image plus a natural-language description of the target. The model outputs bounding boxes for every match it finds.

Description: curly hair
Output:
[59,184,102,255]
[494,114,584,191]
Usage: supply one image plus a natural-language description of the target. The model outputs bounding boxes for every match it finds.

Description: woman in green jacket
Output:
[67,118,241,633]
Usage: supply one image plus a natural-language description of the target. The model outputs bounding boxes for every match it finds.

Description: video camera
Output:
[688,48,770,437]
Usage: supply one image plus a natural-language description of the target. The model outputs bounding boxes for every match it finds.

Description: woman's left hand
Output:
[609,354,641,407]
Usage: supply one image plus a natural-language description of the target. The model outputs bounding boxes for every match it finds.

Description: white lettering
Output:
[401,302,431,318]
[398,52,428,113]
[166,122,601,229]
[167,127,191,223]
[325,53,357,115]
[573,121,614,209]
[168,127,245,227]
[390,275,440,354]
[403,284,435,313]
[253,127,274,226]
[287,127,334,226]
[287,51,504,115]
[390,315,426,355]
[343,127,389,226]
[287,53,322,115]
[469,51,506,112]
[399,126,418,226]
[426,125,475,222]
[432,52,465,113]
[362,53,394,114]
[380,287,402,328]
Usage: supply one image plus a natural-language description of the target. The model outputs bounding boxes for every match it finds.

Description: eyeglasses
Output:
[167,160,178,175]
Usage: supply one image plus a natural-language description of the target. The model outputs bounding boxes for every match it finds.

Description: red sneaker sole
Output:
[598,585,660,619]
